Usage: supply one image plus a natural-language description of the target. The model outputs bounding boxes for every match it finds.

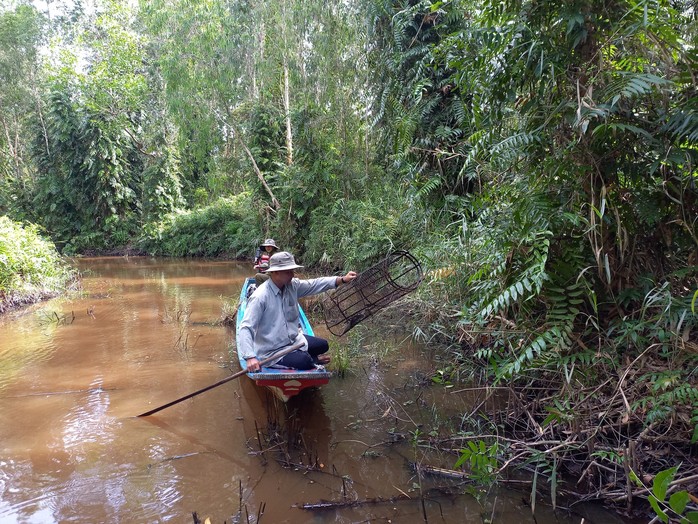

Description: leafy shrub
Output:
[137,193,260,257]
[303,182,423,269]
[0,216,75,311]
[630,466,698,523]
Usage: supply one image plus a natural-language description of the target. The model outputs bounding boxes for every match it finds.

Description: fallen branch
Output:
[295,494,412,510]
[417,464,472,480]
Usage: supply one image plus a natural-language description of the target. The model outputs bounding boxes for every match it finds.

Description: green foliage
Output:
[302,182,423,268]
[141,143,185,221]
[423,173,594,381]
[367,0,472,197]
[630,466,698,524]
[0,4,45,216]
[454,439,498,484]
[364,9,697,514]
[431,365,454,386]
[139,0,369,220]
[0,216,75,308]
[137,194,259,257]
[139,0,244,185]
[529,457,561,512]
[247,103,285,176]
[329,331,366,378]
[606,279,698,431]
[367,0,697,382]
[30,86,142,252]
[20,1,193,253]
[632,371,698,426]
[22,1,148,250]
[269,96,373,250]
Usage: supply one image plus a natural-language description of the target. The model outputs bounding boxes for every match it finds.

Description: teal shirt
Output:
[238,276,337,364]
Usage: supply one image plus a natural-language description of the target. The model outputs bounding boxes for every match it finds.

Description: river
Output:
[0,257,627,523]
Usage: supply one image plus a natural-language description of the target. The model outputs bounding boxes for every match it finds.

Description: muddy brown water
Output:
[0,257,628,523]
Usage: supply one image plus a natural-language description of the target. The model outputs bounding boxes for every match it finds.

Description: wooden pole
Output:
[137,340,305,417]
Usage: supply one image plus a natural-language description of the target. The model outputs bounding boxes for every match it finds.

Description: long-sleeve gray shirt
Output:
[238,276,337,364]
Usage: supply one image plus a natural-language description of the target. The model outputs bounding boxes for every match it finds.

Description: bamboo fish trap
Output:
[322,250,424,336]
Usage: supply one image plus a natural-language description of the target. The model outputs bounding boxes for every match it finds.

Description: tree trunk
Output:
[281,0,293,165]
[235,130,281,210]
[283,60,293,165]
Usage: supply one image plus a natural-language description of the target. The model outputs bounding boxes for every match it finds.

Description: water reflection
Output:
[0,257,626,523]
[0,323,59,392]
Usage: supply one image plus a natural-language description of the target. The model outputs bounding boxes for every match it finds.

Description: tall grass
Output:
[0,216,76,312]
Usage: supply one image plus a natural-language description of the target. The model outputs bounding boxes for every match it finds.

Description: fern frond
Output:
[663,109,698,142]
[494,237,590,379]
[498,308,576,379]
[417,175,442,197]
[591,123,654,140]
[602,71,673,103]
[451,98,467,126]
[458,128,492,181]
[490,132,539,167]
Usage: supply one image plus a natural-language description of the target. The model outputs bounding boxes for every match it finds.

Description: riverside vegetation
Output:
[0,0,696,520]
[0,217,76,314]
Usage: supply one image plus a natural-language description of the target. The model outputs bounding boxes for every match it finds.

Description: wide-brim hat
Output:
[260,238,279,249]
[266,251,304,272]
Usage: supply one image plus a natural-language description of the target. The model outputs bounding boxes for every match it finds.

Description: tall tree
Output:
[140,0,371,244]
[0,4,45,216]
[366,0,470,198]
[30,0,159,250]
[140,0,258,200]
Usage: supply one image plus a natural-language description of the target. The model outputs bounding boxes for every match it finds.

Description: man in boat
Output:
[253,238,279,286]
[239,251,357,372]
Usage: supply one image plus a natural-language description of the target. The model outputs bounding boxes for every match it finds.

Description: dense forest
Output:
[1,0,696,519]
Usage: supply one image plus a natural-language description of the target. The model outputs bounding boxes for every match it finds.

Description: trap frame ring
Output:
[322,250,424,336]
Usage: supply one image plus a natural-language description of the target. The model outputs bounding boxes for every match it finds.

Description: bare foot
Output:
[317,354,331,364]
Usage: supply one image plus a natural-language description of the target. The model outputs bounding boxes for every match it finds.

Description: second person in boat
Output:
[253,238,280,286]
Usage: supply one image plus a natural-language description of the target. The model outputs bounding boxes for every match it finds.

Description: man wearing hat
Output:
[253,238,279,285]
[239,251,357,372]
[254,238,279,271]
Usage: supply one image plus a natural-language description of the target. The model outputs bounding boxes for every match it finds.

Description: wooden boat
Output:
[236,277,331,401]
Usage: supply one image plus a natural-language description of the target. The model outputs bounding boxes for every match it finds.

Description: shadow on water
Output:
[0,257,631,523]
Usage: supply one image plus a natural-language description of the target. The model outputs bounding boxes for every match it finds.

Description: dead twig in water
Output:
[296,487,463,512]
[295,494,412,510]
[417,464,473,481]
[330,439,395,453]
[147,452,211,469]
[256,501,266,522]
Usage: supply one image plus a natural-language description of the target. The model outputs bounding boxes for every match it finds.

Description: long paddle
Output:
[137,339,305,417]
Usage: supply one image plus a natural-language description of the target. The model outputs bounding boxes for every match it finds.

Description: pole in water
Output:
[137,340,304,417]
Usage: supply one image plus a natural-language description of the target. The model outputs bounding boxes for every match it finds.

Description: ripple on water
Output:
[0,443,185,522]
[0,329,59,392]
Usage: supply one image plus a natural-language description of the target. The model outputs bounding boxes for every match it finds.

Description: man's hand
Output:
[245,357,261,372]
[337,271,358,286]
